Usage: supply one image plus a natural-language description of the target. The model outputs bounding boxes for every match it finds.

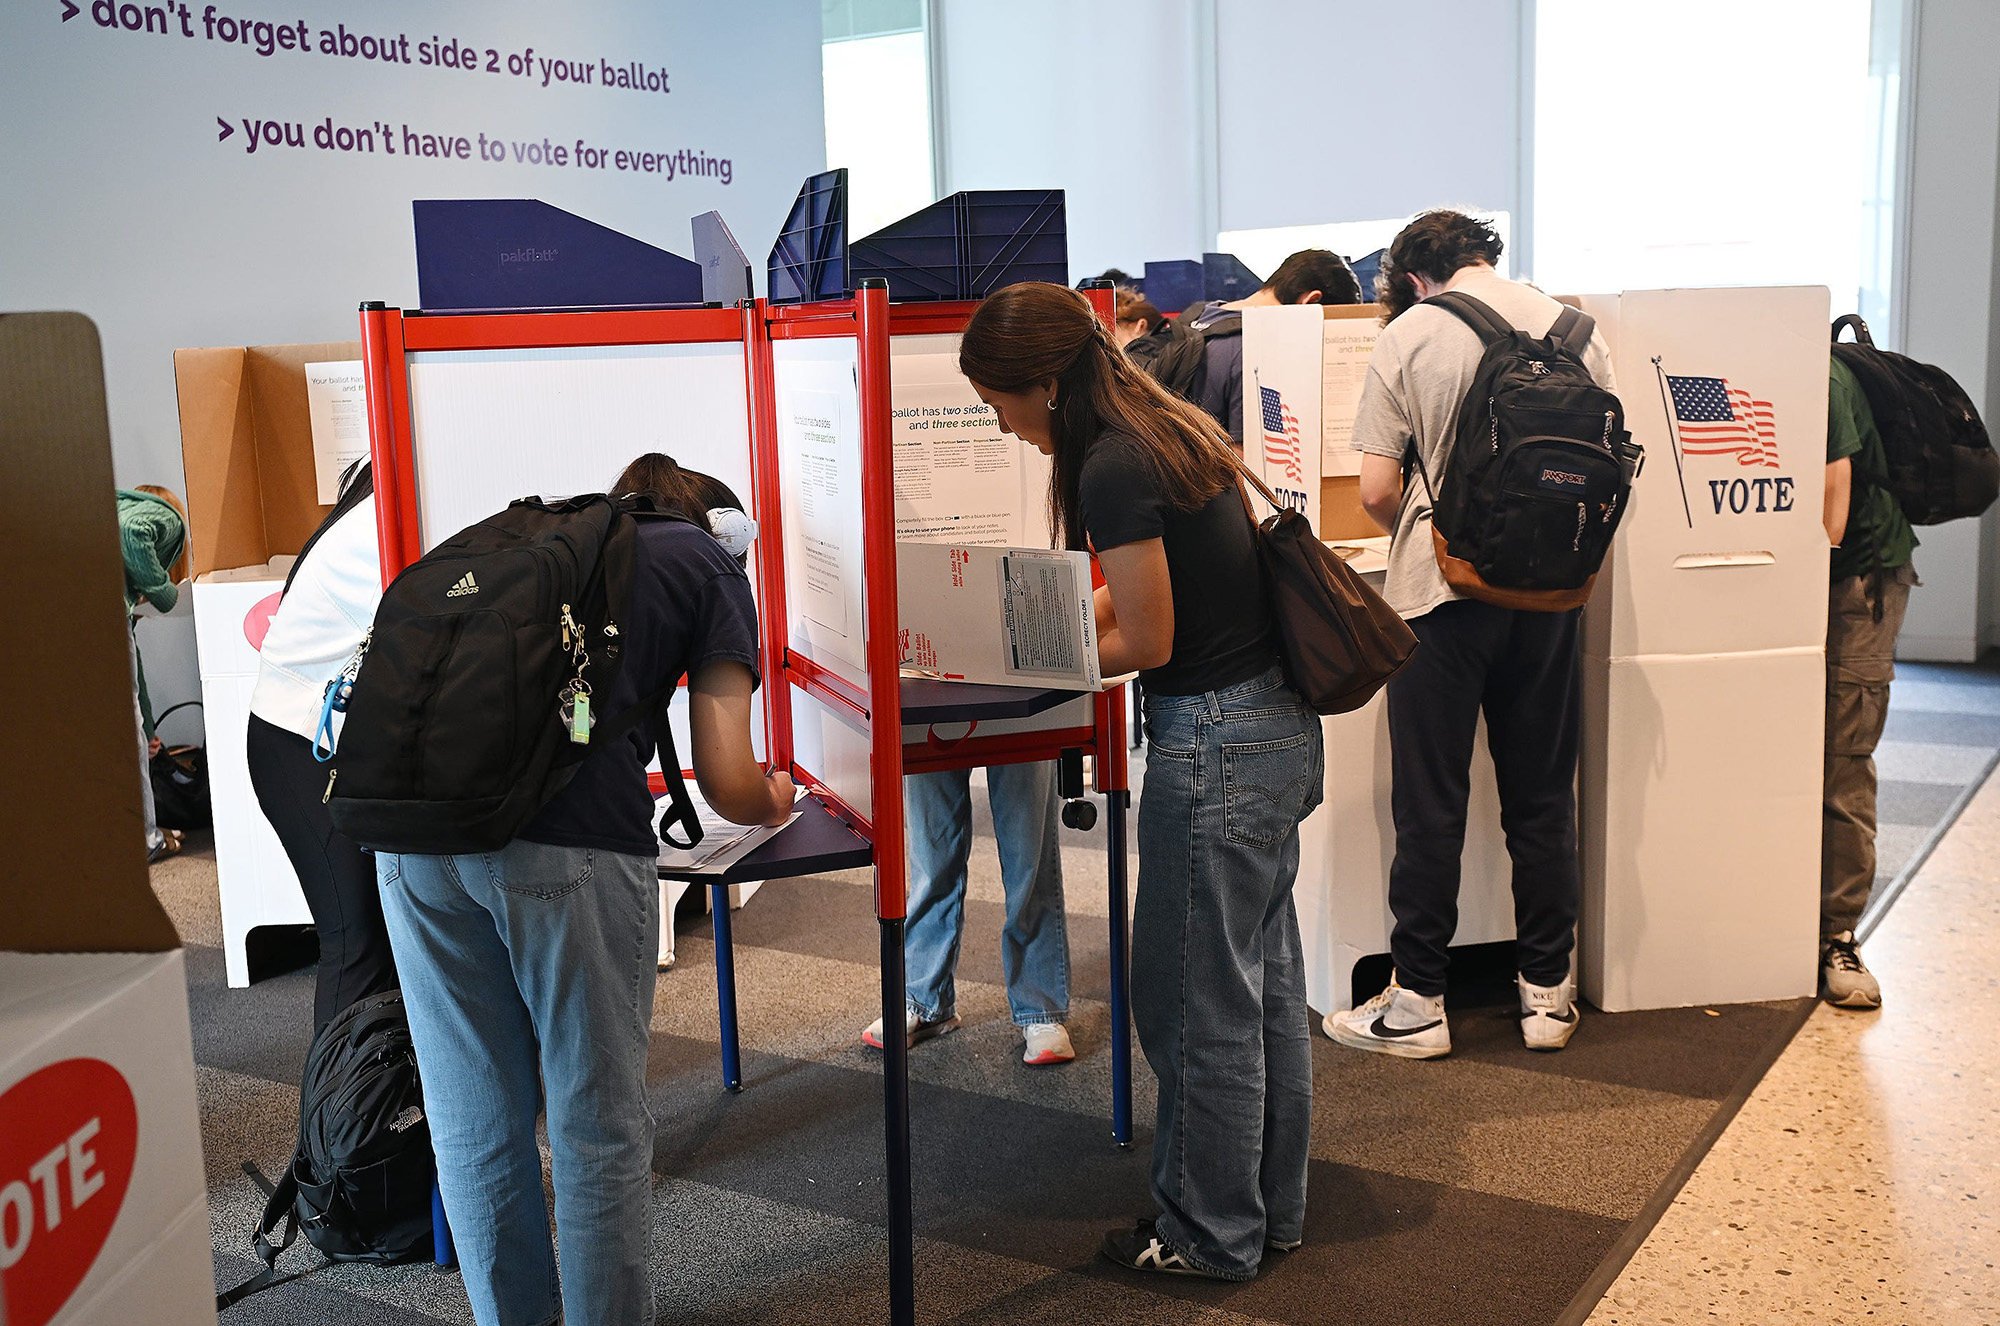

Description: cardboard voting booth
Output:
[2,313,214,1326]
[173,341,366,987]
[1241,304,1387,542]
[1577,286,1831,1011]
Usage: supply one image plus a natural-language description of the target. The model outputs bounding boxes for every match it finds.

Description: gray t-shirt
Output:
[1350,268,1617,619]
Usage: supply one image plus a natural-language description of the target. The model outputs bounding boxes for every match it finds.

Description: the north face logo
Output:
[445,573,479,598]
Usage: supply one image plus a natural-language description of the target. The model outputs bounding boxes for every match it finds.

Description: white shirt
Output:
[249,498,381,741]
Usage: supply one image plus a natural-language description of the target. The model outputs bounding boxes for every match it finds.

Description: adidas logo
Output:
[445,572,480,598]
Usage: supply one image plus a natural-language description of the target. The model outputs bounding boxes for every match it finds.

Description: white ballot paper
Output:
[896,543,1101,691]
[304,360,369,503]
[1321,319,1379,476]
[656,789,802,877]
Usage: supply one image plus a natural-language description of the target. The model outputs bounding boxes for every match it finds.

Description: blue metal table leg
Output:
[431,1181,456,1268]
[712,883,742,1092]
[882,917,915,1326]
[1108,789,1133,1148]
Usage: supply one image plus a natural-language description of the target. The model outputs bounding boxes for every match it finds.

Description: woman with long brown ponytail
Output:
[960,282,1325,1281]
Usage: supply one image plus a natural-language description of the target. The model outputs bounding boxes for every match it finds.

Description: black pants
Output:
[246,713,397,1031]
[1385,600,1582,996]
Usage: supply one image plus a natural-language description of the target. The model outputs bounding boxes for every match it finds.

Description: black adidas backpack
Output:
[1411,292,1641,610]
[217,991,434,1309]
[325,493,702,855]
[1832,314,1998,525]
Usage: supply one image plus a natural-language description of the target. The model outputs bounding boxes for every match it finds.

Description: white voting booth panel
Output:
[1296,686,1513,1015]
[1579,286,1830,1011]
[404,341,766,964]
[193,564,310,988]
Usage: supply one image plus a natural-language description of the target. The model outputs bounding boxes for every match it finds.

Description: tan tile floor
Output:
[1586,775,2000,1326]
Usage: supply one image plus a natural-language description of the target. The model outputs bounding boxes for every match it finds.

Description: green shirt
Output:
[1826,356,1915,581]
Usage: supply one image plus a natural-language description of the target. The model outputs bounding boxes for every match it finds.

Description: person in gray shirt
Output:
[1325,210,1615,1061]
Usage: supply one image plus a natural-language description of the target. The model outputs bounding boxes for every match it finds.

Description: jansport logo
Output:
[1540,468,1588,489]
[0,1058,139,1326]
[445,573,479,598]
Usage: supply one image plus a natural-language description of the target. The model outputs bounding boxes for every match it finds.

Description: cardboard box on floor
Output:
[0,313,215,1325]
[173,340,363,987]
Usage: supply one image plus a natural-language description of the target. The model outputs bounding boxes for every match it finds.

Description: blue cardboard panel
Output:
[412,199,703,312]
[1203,252,1262,303]
[1349,248,1385,302]
[692,211,751,305]
[1144,260,1204,318]
[768,169,849,304]
[850,189,1067,302]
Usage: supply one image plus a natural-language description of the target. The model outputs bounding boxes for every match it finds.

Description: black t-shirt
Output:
[1077,434,1277,695]
[522,519,761,857]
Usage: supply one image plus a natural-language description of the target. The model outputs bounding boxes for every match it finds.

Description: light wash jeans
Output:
[903,761,1069,1026]
[1133,667,1324,1280]
[377,840,660,1326]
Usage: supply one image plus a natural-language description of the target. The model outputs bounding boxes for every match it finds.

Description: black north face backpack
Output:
[1411,292,1641,611]
[326,493,702,856]
[1832,314,1998,525]
[217,992,434,1309]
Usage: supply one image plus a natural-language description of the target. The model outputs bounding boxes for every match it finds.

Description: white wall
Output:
[1,0,827,730]
[1895,0,2000,661]
[933,0,1208,278]
[1215,0,1526,237]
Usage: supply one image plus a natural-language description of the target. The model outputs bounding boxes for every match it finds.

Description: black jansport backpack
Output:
[1832,314,1998,525]
[1411,292,1641,611]
[217,992,434,1309]
[325,493,702,855]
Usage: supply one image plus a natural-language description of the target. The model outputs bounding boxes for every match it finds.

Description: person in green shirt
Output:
[1820,355,1917,1009]
[117,486,188,862]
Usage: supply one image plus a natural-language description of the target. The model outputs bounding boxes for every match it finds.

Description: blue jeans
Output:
[377,841,660,1326]
[903,761,1069,1026]
[1133,667,1323,1279]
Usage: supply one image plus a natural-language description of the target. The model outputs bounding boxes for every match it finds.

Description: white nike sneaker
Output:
[861,1007,961,1051]
[1021,1022,1075,1067]
[1518,974,1581,1051]
[1325,980,1450,1059]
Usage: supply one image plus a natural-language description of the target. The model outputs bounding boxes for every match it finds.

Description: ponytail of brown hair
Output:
[610,453,714,525]
[958,282,1239,550]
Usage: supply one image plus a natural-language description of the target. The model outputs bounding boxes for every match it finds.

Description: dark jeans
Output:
[246,714,397,1031]
[1134,667,1324,1279]
[1385,601,1582,996]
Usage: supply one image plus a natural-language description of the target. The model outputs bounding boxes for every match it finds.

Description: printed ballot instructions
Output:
[304,360,369,502]
[895,543,1102,691]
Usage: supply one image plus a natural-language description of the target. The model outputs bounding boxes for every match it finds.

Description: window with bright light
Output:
[1532,0,1883,317]
[822,0,936,238]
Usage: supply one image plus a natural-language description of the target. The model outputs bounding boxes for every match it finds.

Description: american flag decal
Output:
[1259,382,1304,485]
[1666,374,1778,468]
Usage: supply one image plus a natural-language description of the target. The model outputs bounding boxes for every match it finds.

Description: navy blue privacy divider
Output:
[768,169,850,304]
[1203,252,1263,303]
[849,189,1068,302]
[412,199,704,312]
[1143,259,1204,316]
[693,211,752,305]
[1350,248,1385,302]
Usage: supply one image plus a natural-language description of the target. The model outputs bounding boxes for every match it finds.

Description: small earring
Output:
[1047,397,1059,411]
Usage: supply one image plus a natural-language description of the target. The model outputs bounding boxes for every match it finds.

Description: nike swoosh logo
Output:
[1369,1015,1443,1038]
[1525,1008,1578,1024]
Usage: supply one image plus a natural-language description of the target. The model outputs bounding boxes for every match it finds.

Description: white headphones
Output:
[707,507,759,559]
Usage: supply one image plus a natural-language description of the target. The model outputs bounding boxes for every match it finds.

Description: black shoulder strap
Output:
[1423,291,1514,346]
[1549,305,1595,357]
[216,1159,322,1310]
[651,703,705,851]
[281,464,375,597]
[1832,313,1875,347]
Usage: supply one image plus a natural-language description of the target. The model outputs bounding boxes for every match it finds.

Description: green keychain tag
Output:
[568,691,591,744]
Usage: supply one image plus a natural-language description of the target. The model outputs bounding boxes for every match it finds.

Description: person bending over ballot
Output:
[959,283,1323,1282]
[372,454,791,1326]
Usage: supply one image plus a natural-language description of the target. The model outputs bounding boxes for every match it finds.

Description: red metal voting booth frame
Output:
[356,284,1131,1326]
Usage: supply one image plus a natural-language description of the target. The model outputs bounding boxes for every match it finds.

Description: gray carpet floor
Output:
[155,658,2000,1325]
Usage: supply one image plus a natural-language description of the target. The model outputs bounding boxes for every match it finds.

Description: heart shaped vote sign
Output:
[0,1059,139,1326]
